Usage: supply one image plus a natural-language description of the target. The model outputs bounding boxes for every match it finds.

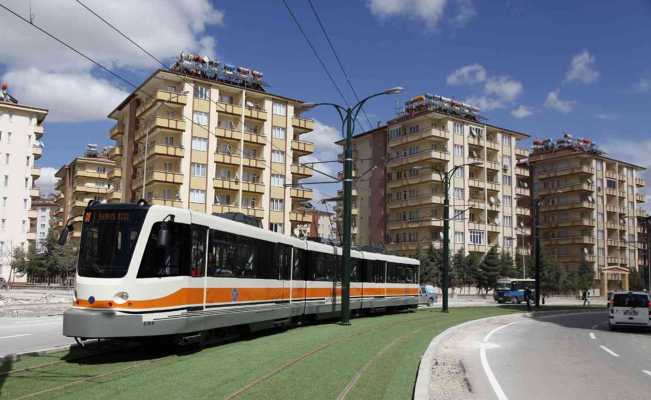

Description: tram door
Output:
[290,247,307,315]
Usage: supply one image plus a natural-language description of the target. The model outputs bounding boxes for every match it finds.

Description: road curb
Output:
[1,343,76,362]
[413,308,605,399]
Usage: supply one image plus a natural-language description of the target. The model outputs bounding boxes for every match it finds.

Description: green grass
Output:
[0,305,598,400]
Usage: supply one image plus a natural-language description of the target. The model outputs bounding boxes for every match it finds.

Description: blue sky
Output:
[1,0,650,203]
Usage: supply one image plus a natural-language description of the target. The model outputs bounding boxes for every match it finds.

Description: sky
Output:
[0,0,650,207]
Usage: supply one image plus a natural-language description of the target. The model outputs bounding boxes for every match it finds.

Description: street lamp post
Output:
[301,87,402,325]
[436,161,482,313]
[533,199,541,308]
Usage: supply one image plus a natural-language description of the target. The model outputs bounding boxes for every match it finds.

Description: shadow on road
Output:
[0,357,11,395]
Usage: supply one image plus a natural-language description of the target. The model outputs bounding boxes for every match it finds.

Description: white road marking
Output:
[0,333,32,340]
[643,370,651,377]
[589,332,596,340]
[600,345,619,357]
[479,322,515,400]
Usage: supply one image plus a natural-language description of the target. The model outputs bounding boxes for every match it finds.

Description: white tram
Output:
[62,203,420,339]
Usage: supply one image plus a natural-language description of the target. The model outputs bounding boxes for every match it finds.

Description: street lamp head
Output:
[298,102,318,111]
[383,86,403,95]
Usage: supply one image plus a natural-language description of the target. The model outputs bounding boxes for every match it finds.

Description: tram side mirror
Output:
[157,221,172,247]
[58,224,73,246]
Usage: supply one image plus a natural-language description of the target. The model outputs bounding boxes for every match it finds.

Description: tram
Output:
[62,202,420,339]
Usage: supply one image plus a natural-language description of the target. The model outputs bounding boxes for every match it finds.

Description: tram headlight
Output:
[113,291,129,305]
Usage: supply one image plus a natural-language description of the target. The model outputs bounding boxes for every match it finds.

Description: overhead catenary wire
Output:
[307,0,373,131]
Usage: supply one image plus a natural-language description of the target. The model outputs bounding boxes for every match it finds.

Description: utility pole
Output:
[301,87,403,325]
[533,200,541,308]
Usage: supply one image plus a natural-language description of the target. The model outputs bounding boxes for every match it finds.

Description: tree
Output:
[479,246,500,294]
[576,256,594,292]
[450,248,465,293]
[499,251,515,278]
[466,252,483,293]
[419,244,442,287]
[11,229,77,285]
[628,268,644,291]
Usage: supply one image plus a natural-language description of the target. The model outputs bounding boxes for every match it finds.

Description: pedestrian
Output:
[524,287,532,311]
[582,289,590,306]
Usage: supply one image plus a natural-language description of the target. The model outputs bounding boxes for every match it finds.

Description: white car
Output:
[608,291,650,330]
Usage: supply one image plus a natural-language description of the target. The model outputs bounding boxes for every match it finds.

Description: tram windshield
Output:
[78,209,147,278]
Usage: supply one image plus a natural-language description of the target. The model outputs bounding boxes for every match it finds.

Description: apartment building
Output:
[529,136,647,293]
[338,94,531,259]
[107,56,315,235]
[0,86,47,280]
[335,125,388,248]
[29,196,59,251]
[308,209,338,244]
[55,145,116,239]
[637,214,649,282]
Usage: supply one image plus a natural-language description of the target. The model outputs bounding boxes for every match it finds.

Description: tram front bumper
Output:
[63,307,145,339]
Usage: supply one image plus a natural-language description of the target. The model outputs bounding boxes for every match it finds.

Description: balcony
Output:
[635,177,645,187]
[538,182,593,195]
[109,191,122,202]
[215,127,242,140]
[136,90,187,117]
[134,170,183,188]
[291,140,315,155]
[291,164,313,178]
[150,198,183,207]
[28,209,38,219]
[555,254,596,263]
[74,185,109,195]
[536,165,594,178]
[135,144,184,164]
[543,236,595,245]
[136,117,186,141]
[213,178,240,190]
[243,105,267,120]
[290,211,312,223]
[75,169,108,179]
[485,140,500,151]
[516,207,530,216]
[241,181,265,193]
[387,173,442,189]
[606,205,625,214]
[213,204,240,214]
[30,188,39,198]
[605,170,618,179]
[241,207,265,219]
[515,166,530,177]
[34,124,44,139]
[387,218,443,230]
[540,201,594,212]
[515,187,530,196]
[291,187,314,200]
[31,168,41,179]
[242,155,266,169]
[27,232,37,241]
[109,146,122,160]
[467,136,485,147]
[515,147,528,158]
[487,224,501,233]
[32,145,42,160]
[388,194,444,209]
[110,123,124,140]
[387,127,449,147]
[217,101,243,116]
[468,179,486,189]
[484,161,500,171]
[108,168,122,180]
[636,193,645,203]
[545,218,595,228]
[468,199,486,209]
[387,149,449,167]
[243,132,266,145]
[292,117,315,133]
[215,152,242,165]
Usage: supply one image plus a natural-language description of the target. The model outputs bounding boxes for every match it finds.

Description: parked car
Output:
[0,277,7,290]
[608,291,650,330]
[419,285,437,306]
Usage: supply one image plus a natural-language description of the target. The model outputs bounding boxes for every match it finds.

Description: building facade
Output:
[29,196,59,251]
[0,88,47,280]
[529,137,647,293]
[308,209,338,243]
[107,67,315,235]
[55,146,116,239]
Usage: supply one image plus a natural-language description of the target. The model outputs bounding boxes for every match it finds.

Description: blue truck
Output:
[494,278,536,304]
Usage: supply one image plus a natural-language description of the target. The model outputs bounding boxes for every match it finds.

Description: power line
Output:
[74,0,165,68]
[307,0,373,131]
[0,2,136,89]
[281,0,351,110]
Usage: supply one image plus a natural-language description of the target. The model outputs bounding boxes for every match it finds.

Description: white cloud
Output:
[35,167,59,196]
[446,64,486,85]
[367,0,448,29]
[565,50,599,84]
[447,64,523,111]
[634,78,651,93]
[511,105,533,118]
[450,0,477,26]
[4,69,129,122]
[544,89,575,113]
[0,0,224,121]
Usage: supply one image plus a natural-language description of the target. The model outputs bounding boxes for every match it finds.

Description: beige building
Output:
[339,94,531,260]
[0,87,47,280]
[529,137,647,293]
[107,66,315,235]
[55,145,116,239]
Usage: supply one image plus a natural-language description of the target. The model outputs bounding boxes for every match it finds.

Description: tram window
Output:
[292,248,305,280]
[138,222,191,278]
[207,230,234,277]
[274,244,291,280]
[190,225,207,277]
[373,261,386,283]
[335,255,342,281]
[387,263,399,283]
[308,252,333,281]
[350,258,361,282]
[256,241,277,279]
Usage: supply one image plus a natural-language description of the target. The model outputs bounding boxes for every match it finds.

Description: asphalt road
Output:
[430,311,651,399]
[0,316,74,357]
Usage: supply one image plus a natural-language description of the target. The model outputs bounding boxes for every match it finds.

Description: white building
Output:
[30,197,58,251]
[0,87,47,281]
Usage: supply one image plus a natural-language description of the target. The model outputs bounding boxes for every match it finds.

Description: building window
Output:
[193,111,209,126]
[453,122,463,135]
[502,155,512,166]
[4,154,9,165]
[23,199,28,209]
[2,197,6,207]
[469,230,484,245]
[191,137,208,151]
[195,85,210,100]
[408,125,420,134]
[270,198,284,211]
[219,94,233,104]
[272,150,285,163]
[164,136,174,146]
[3,175,7,187]
[502,195,512,207]
[454,188,465,201]
[454,144,463,157]
[503,175,512,185]
[271,174,285,187]
[6,132,10,144]
[272,103,287,116]
[469,126,483,137]
[504,237,513,248]
[1,219,5,230]
[26,156,30,166]
[388,127,401,139]
[22,220,26,233]
[502,135,512,146]
[503,215,512,227]
[606,179,616,189]
[270,223,283,233]
[272,126,286,139]
[454,167,464,178]
[455,231,464,244]
[191,163,207,177]
[190,189,206,203]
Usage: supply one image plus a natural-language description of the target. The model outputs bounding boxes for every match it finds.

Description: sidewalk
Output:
[0,288,72,318]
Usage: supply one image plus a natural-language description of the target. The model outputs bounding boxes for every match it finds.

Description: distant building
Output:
[529,135,647,293]
[29,196,58,251]
[0,84,47,280]
[55,145,116,239]
[308,209,338,244]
